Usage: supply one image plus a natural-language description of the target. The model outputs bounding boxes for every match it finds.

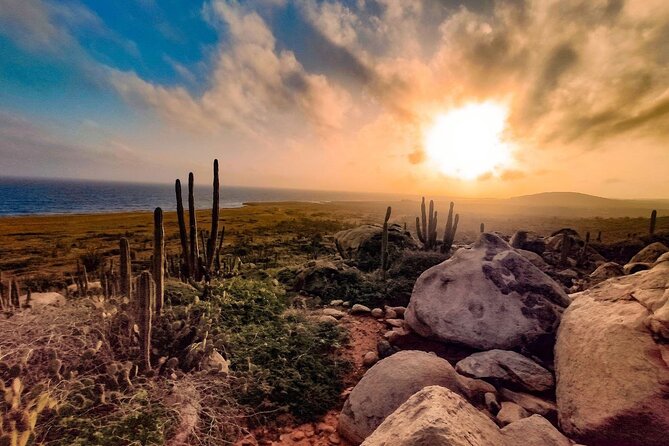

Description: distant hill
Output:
[509,192,620,208]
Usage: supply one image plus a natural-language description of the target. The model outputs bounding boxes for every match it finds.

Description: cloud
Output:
[109,1,352,135]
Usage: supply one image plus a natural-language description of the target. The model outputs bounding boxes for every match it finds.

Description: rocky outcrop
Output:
[406,233,569,352]
[555,261,669,445]
[589,262,624,284]
[292,259,362,296]
[338,351,494,444]
[334,224,417,271]
[455,349,554,393]
[361,386,570,446]
[510,231,546,255]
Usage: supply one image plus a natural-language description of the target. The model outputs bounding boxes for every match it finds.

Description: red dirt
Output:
[235,314,386,446]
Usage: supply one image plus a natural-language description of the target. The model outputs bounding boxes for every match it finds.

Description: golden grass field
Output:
[0,200,666,285]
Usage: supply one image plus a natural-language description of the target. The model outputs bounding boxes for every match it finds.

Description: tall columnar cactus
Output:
[10,279,20,308]
[441,202,459,254]
[416,197,438,250]
[137,271,155,371]
[650,209,657,235]
[215,227,225,272]
[206,159,220,272]
[578,231,590,266]
[596,231,602,242]
[153,207,165,315]
[480,223,485,233]
[560,232,572,266]
[188,172,200,280]
[175,179,190,279]
[119,237,132,298]
[381,206,391,279]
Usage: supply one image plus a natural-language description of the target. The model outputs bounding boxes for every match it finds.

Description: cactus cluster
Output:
[415,197,459,253]
[0,277,28,313]
[0,377,56,446]
[175,160,223,282]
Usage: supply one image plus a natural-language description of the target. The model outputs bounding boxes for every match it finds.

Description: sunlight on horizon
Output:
[424,102,515,181]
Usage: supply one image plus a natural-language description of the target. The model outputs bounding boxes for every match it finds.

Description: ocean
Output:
[0,178,403,216]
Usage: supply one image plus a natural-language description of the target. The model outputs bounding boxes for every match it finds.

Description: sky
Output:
[0,0,668,198]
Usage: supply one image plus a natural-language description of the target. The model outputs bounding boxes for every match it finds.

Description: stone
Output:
[455,349,554,392]
[338,351,495,444]
[334,224,417,271]
[589,262,624,284]
[485,392,501,414]
[555,261,669,445]
[330,299,344,306]
[383,309,397,319]
[499,388,557,419]
[201,349,229,375]
[361,386,570,446]
[317,315,339,324]
[629,242,669,264]
[406,233,569,352]
[376,339,395,359]
[294,260,363,297]
[323,308,346,319]
[371,308,384,318]
[362,351,379,367]
[510,230,546,255]
[517,249,549,270]
[351,304,371,315]
[387,306,406,317]
[22,292,66,308]
[623,261,651,275]
[497,401,530,426]
[384,318,403,328]
[654,251,669,265]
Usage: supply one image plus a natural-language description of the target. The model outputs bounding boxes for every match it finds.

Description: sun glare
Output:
[424,102,514,180]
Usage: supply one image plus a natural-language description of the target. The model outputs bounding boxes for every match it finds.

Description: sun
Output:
[424,102,514,180]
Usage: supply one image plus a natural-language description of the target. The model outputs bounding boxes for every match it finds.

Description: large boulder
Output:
[361,386,570,446]
[629,242,669,264]
[292,259,362,297]
[338,350,494,444]
[555,261,669,445]
[455,349,554,393]
[510,231,546,255]
[589,262,624,284]
[334,224,417,271]
[406,233,570,352]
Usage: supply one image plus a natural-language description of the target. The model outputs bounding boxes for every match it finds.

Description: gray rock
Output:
[371,308,384,318]
[629,242,669,264]
[510,231,546,255]
[362,351,379,367]
[589,262,624,284]
[334,224,417,271]
[406,233,569,351]
[485,392,501,414]
[455,349,554,393]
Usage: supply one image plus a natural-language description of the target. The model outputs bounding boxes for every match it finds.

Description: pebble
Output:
[371,308,384,318]
[350,304,371,314]
[385,318,403,328]
[291,431,305,441]
[362,351,379,367]
[328,433,341,444]
[384,309,397,319]
[329,299,344,306]
[317,423,336,434]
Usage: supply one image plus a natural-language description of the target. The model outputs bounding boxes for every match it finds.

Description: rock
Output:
[501,415,572,446]
[338,351,495,444]
[342,301,351,307]
[322,308,346,319]
[623,261,652,275]
[330,299,344,306]
[317,315,339,324]
[201,350,229,375]
[589,262,624,284]
[510,230,546,255]
[497,401,530,426]
[22,292,66,308]
[375,339,395,359]
[362,351,379,367]
[334,224,417,271]
[629,242,669,264]
[555,261,669,445]
[557,268,578,279]
[499,388,557,419]
[406,233,569,352]
[455,349,554,393]
[371,308,384,318]
[386,306,406,317]
[517,249,549,270]
[485,392,501,414]
[351,304,371,315]
[383,309,397,319]
[655,251,669,265]
[384,318,403,328]
[361,386,569,446]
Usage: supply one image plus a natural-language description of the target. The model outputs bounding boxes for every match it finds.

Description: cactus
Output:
[416,197,438,250]
[480,223,485,233]
[137,272,155,371]
[119,238,132,298]
[10,279,20,308]
[187,172,200,281]
[215,227,225,272]
[560,232,572,266]
[175,179,191,279]
[206,159,220,272]
[441,202,459,253]
[381,206,391,279]
[152,207,165,315]
[650,209,657,235]
[596,231,602,242]
[578,231,590,266]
